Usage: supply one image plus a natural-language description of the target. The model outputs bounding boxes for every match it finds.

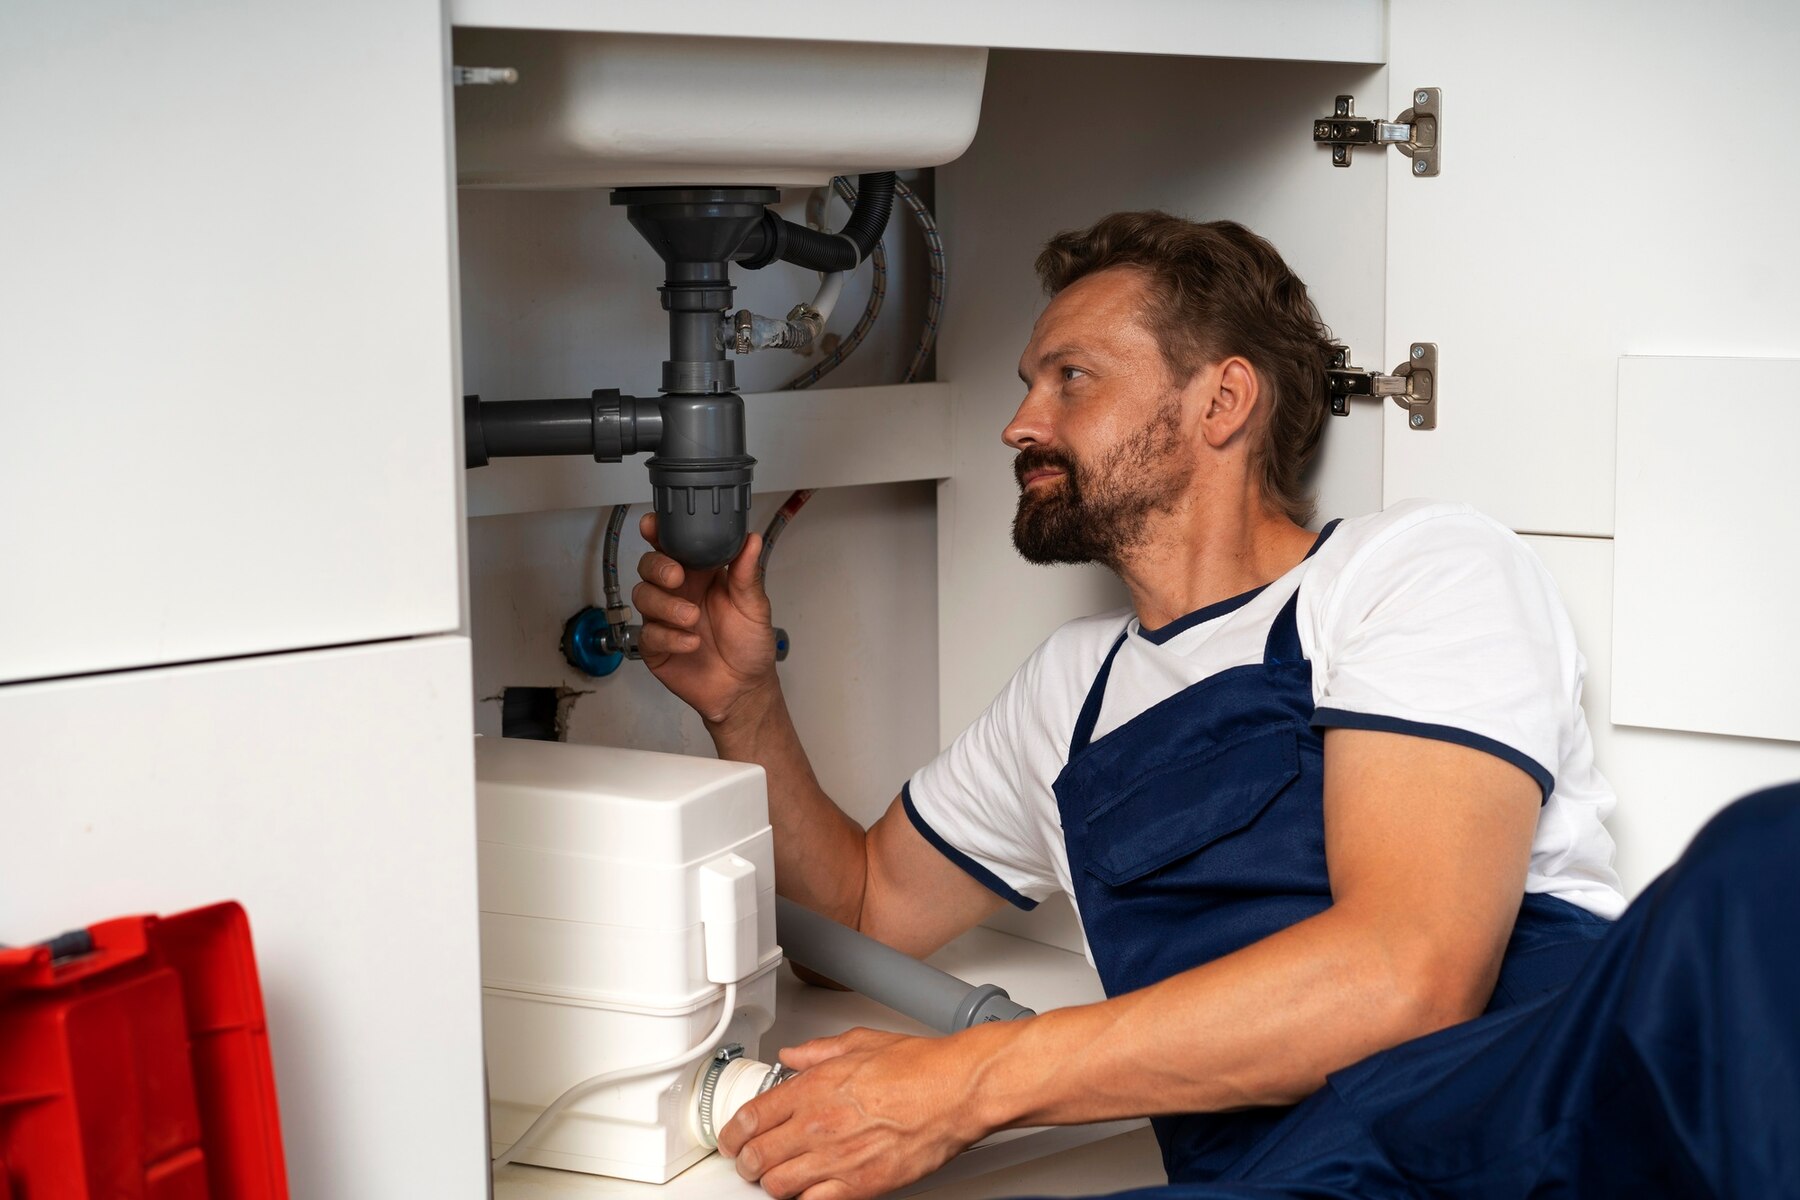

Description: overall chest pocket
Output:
[1082,725,1301,887]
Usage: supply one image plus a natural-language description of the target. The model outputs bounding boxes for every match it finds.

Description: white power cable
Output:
[491,981,740,1168]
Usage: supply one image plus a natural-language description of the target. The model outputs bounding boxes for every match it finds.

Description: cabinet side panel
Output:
[0,637,486,1199]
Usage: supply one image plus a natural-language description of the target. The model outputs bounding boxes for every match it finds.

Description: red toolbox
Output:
[0,902,288,1199]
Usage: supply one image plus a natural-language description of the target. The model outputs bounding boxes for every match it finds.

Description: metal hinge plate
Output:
[1314,90,1441,176]
[1329,344,1437,430]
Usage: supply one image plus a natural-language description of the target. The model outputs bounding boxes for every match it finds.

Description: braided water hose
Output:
[896,177,944,387]
[780,177,889,392]
[762,177,944,575]
[602,502,630,613]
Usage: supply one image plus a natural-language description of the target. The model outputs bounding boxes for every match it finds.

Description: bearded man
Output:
[630,213,1800,1199]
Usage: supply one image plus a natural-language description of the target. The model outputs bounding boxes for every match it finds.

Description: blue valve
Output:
[561,607,624,677]
[564,607,789,674]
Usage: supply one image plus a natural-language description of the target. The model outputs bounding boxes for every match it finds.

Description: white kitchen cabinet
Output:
[0,636,487,1200]
[7,2,1800,1198]
[1383,0,1800,536]
[0,0,463,684]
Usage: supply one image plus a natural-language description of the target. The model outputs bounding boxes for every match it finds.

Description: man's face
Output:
[1006,268,1199,569]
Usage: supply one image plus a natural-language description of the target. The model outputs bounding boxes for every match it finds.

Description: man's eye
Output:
[1061,366,1085,381]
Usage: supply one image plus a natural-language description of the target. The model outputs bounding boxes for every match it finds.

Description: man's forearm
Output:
[956,904,1487,1132]
[707,680,870,926]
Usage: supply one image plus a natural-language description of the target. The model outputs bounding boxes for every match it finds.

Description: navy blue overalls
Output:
[1031,536,1800,1197]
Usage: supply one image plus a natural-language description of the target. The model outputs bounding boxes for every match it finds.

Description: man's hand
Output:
[632,513,779,727]
[719,1027,995,1200]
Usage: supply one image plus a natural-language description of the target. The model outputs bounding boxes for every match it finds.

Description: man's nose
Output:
[1003,389,1052,451]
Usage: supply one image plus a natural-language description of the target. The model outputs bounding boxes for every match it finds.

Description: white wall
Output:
[458,51,1394,960]
[933,52,1389,952]
[457,184,933,401]
[467,483,939,828]
[457,186,944,830]
[935,50,1389,747]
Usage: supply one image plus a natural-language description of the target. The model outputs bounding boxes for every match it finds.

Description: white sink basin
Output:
[453,29,988,188]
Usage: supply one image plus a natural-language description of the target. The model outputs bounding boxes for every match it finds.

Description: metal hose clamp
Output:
[695,1043,744,1148]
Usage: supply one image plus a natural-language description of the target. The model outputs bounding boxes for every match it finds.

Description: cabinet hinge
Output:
[1313,90,1441,176]
[1329,344,1437,430]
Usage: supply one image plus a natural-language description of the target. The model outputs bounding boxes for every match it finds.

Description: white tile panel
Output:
[1611,356,1800,743]
[1525,535,1800,897]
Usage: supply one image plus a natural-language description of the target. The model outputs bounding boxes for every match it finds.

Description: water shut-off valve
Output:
[562,605,789,678]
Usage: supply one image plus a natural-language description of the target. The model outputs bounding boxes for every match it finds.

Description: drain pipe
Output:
[463,390,661,467]
[775,896,1036,1033]
[461,177,898,572]
[683,900,1037,1152]
[463,381,748,570]
[727,172,894,355]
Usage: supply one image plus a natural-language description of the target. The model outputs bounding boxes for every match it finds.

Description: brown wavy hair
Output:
[1035,212,1336,524]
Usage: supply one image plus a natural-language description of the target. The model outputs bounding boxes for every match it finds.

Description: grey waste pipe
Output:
[775,897,1036,1033]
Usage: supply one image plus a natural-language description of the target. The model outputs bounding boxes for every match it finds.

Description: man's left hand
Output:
[718,1026,994,1199]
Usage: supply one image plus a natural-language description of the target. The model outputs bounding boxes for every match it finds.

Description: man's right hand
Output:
[631,512,779,727]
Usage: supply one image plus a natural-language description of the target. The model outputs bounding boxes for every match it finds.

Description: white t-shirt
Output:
[906,499,1626,933]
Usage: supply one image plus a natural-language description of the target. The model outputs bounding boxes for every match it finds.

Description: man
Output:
[631,213,1799,1199]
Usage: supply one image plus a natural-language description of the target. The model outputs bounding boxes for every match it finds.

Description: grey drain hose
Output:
[775,896,1036,1033]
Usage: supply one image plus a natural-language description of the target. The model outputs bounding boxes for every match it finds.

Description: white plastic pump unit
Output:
[475,736,782,1182]
[452,30,989,188]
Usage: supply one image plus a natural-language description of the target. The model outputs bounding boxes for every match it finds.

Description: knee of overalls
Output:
[1633,781,1800,987]
[1678,781,1800,895]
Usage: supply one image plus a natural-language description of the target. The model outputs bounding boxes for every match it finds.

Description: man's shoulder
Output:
[1301,498,1562,655]
[1312,498,1529,581]
[1040,607,1136,658]
[1329,496,1511,548]
[1012,608,1134,688]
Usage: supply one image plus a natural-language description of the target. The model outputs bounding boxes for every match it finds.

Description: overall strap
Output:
[1069,628,1131,756]
[1263,586,1306,665]
[1264,519,1341,666]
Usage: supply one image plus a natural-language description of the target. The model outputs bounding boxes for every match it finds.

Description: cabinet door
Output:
[1383,0,1800,535]
[0,637,486,1199]
[0,0,462,684]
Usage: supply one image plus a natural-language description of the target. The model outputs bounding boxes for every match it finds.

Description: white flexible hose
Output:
[491,981,740,1168]
[809,270,848,325]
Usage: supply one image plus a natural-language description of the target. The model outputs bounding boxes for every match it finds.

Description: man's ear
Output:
[1197,356,1260,449]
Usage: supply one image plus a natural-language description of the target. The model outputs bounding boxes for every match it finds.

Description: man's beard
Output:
[1011,398,1191,569]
